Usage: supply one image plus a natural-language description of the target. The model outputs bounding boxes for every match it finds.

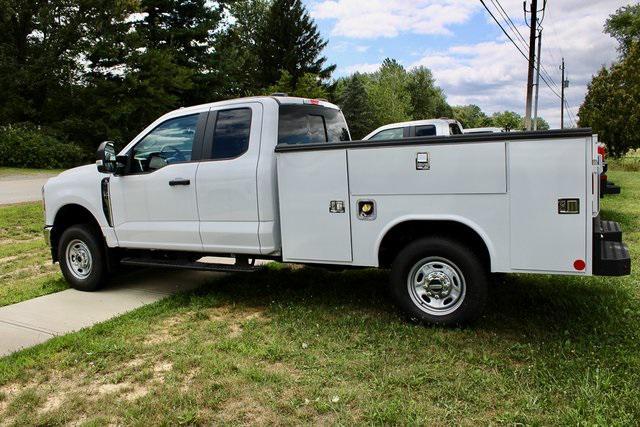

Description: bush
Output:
[0,124,89,169]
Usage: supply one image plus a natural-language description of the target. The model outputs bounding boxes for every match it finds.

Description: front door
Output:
[110,112,207,251]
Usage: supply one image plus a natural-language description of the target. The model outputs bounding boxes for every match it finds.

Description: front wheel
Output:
[58,224,108,291]
[390,237,488,326]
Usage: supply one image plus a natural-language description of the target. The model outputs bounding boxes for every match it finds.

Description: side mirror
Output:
[96,141,117,174]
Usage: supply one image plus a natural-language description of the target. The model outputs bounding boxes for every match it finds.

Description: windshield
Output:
[278,105,351,145]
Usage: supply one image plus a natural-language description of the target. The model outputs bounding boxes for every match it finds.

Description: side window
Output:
[369,128,404,141]
[211,108,252,159]
[449,123,463,135]
[277,105,350,145]
[415,125,437,137]
[130,114,198,173]
[306,114,327,144]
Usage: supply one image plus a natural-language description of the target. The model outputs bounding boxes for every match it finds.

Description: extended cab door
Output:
[109,112,207,251]
[196,103,263,253]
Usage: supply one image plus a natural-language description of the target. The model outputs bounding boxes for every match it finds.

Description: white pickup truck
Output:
[42,95,631,325]
[363,119,464,140]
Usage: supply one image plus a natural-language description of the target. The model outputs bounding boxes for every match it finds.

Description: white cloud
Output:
[409,0,628,128]
[340,62,382,74]
[313,0,628,128]
[311,0,480,39]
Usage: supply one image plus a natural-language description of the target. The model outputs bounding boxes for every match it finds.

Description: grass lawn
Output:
[0,167,64,178]
[0,170,638,425]
[0,203,67,307]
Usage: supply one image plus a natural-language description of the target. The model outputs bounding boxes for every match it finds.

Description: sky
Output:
[304,0,630,129]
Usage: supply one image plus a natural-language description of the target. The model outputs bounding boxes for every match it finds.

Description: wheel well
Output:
[378,220,491,269]
[51,204,102,261]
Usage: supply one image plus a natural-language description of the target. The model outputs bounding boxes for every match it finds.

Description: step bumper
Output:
[593,217,631,276]
[604,182,621,195]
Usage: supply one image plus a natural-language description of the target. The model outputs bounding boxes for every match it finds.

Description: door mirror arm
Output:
[115,154,128,176]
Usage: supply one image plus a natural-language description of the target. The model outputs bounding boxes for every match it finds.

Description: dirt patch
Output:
[206,306,267,338]
[216,389,279,425]
[0,357,175,420]
[144,313,191,345]
[0,237,41,246]
[0,263,57,281]
[0,305,271,422]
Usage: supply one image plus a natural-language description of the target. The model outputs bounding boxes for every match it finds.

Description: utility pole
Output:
[560,58,565,129]
[524,0,538,131]
[533,26,542,131]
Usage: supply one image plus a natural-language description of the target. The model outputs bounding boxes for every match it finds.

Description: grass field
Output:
[0,170,638,425]
[0,203,67,307]
[0,167,64,178]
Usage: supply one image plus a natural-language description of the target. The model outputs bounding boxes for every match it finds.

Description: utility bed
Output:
[276,129,630,276]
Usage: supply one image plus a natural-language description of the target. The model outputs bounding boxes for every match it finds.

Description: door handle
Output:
[169,178,190,186]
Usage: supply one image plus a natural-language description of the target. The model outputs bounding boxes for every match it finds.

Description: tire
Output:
[389,237,488,326]
[58,224,108,291]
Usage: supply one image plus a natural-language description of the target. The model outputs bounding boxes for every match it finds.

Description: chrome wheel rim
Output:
[65,239,93,280]
[407,256,466,316]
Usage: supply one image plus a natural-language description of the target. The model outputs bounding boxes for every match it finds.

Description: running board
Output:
[120,257,259,273]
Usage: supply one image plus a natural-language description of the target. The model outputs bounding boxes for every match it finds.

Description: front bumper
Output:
[43,226,53,247]
[593,216,631,276]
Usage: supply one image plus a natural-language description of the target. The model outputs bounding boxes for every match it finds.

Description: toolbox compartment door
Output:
[276,149,353,263]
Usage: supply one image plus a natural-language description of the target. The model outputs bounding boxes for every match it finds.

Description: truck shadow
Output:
[185,264,637,350]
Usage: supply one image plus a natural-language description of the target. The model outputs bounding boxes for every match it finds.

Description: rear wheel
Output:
[58,224,108,291]
[390,237,488,326]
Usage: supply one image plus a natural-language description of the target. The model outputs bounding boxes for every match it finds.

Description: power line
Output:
[480,0,562,100]
[490,0,529,50]
[564,99,577,127]
[494,0,562,96]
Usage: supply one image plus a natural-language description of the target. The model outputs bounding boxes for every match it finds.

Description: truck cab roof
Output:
[363,118,464,141]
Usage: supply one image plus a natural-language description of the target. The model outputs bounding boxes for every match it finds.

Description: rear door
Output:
[196,103,263,254]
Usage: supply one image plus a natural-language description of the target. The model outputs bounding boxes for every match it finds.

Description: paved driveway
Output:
[0,172,59,205]
[0,268,217,356]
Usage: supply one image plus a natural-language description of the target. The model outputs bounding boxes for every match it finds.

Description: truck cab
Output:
[363,119,464,141]
[42,96,631,326]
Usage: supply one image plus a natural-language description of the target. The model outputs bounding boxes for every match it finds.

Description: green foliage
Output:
[605,3,640,55]
[579,42,640,157]
[336,73,375,140]
[211,0,270,98]
[0,125,87,169]
[486,111,549,131]
[407,66,453,119]
[452,105,492,128]
[490,111,524,130]
[266,71,328,99]
[366,59,413,126]
[256,0,335,89]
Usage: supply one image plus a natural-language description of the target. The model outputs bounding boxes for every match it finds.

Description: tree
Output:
[256,0,335,89]
[336,73,376,140]
[605,3,640,55]
[407,66,452,119]
[532,117,550,131]
[579,42,640,157]
[211,0,269,98]
[366,58,412,128]
[490,111,524,131]
[452,105,492,128]
[266,70,328,99]
[0,0,103,126]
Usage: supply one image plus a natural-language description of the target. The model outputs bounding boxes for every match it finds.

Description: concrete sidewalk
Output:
[0,268,217,356]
